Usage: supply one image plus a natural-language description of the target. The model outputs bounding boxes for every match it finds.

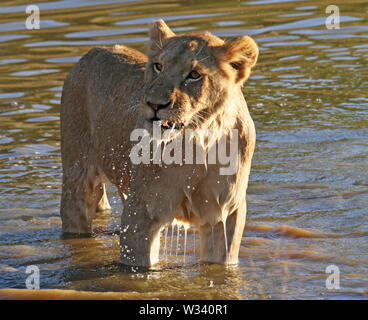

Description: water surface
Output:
[0,0,367,299]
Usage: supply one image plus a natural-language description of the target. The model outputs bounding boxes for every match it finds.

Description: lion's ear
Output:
[148,19,175,54]
[216,35,258,84]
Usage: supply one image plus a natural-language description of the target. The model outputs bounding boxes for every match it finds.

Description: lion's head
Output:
[141,19,258,137]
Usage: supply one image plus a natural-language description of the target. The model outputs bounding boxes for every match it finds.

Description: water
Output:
[183,225,188,263]
[176,224,180,257]
[0,0,368,299]
[163,226,168,261]
[223,220,228,261]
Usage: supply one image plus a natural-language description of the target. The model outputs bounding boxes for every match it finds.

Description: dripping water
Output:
[211,225,215,255]
[223,219,228,260]
[193,229,196,258]
[163,225,168,261]
[176,224,180,257]
[183,225,188,263]
[170,224,174,257]
[161,220,192,264]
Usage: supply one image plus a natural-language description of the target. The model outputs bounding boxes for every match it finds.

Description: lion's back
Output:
[60,45,147,165]
[61,44,147,115]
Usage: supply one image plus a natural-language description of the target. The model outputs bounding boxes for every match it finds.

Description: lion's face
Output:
[141,20,258,137]
[142,36,227,133]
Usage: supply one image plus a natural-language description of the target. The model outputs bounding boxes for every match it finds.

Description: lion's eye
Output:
[187,70,202,81]
[153,63,162,73]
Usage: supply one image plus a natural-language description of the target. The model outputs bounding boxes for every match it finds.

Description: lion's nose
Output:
[147,100,172,111]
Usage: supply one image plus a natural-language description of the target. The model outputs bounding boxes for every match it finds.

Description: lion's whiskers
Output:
[154,40,162,50]
[198,55,210,62]
[196,44,205,57]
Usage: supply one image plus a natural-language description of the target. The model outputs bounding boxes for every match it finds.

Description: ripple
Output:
[11,69,59,77]
[25,116,59,123]
[0,20,68,33]
[0,59,26,65]
[24,38,148,47]
[0,35,28,43]
[115,13,224,26]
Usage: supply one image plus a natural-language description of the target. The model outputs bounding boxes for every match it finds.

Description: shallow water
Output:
[0,0,367,299]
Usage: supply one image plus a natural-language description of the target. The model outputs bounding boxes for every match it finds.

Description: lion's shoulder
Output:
[110,44,148,65]
[80,45,148,71]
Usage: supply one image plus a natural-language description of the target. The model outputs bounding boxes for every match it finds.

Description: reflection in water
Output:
[0,0,368,299]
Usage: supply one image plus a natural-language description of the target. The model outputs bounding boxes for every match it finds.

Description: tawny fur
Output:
[60,19,258,266]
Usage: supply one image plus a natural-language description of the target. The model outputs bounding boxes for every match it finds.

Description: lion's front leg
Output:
[119,180,183,267]
[119,195,162,266]
[199,200,246,265]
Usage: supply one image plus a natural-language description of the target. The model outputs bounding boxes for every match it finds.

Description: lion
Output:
[60,19,258,267]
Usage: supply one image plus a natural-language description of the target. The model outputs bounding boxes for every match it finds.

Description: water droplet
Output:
[183,225,188,263]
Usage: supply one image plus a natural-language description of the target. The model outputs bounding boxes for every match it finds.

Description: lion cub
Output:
[60,20,258,266]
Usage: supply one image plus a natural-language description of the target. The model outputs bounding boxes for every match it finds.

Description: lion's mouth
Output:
[149,118,184,130]
[161,120,184,130]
